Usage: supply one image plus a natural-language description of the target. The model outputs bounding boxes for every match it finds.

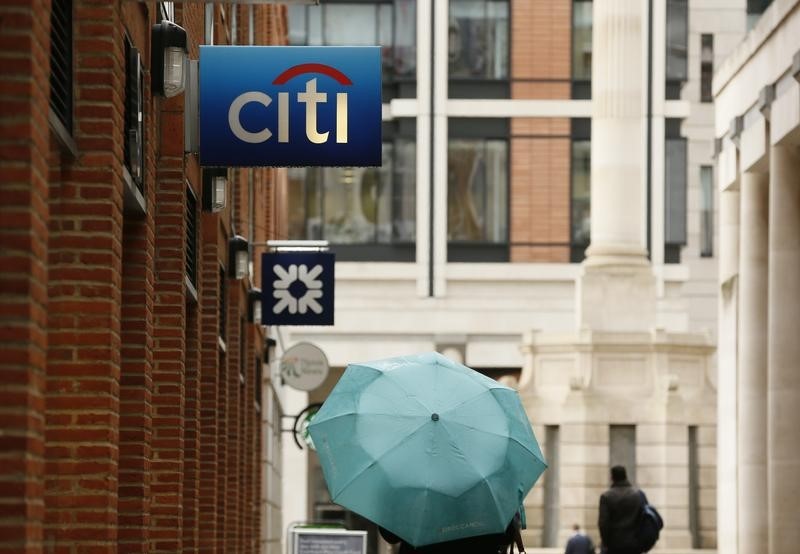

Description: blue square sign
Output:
[262,252,335,326]
[200,46,382,167]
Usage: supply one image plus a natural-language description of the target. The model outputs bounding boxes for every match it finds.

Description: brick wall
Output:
[510,0,572,263]
[0,2,287,553]
[0,1,51,552]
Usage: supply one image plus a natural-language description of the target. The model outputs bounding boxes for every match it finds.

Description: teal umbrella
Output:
[308,352,547,547]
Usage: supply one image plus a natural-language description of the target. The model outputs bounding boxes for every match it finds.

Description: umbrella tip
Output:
[431,413,439,421]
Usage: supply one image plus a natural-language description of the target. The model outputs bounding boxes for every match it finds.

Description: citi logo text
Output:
[228,63,350,145]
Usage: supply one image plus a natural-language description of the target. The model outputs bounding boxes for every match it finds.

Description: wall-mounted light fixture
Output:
[202,168,227,212]
[229,235,249,280]
[151,20,188,98]
[248,287,262,324]
[265,337,277,364]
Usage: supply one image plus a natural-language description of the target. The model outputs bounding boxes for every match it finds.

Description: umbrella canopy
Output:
[308,352,547,547]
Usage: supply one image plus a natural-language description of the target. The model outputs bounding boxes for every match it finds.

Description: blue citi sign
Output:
[199,46,382,167]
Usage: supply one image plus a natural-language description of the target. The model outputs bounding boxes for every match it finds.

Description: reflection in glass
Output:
[288,2,416,81]
[666,0,688,82]
[571,140,591,247]
[572,0,592,81]
[448,0,508,80]
[287,142,416,246]
[447,140,508,243]
[700,166,714,257]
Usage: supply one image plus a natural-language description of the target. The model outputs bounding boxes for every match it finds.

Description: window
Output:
[665,119,687,263]
[688,426,700,548]
[287,132,416,261]
[700,34,713,103]
[239,317,246,384]
[288,1,416,96]
[447,120,508,261]
[124,36,144,196]
[205,3,215,45]
[700,166,714,257]
[50,0,73,135]
[448,0,509,81]
[572,0,592,99]
[666,0,688,99]
[543,425,560,548]
[571,119,591,262]
[609,425,636,485]
[747,0,774,30]
[219,267,227,342]
[186,186,198,287]
[255,356,262,410]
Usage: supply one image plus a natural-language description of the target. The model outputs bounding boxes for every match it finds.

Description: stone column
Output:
[767,143,800,554]
[578,0,656,333]
[717,187,739,554]
[737,171,769,553]
[586,0,648,265]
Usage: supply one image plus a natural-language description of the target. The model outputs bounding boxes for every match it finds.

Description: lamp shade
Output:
[151,20,188,97]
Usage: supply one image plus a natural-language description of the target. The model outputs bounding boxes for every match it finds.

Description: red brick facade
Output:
[510,0,573,263]
[0,2,287,552]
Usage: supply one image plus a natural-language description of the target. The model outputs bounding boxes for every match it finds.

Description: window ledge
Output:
[48,110,78,159]
[185,274,198,304]
[123,166,146,217]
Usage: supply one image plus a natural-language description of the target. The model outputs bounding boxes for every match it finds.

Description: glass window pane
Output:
[448,139,507,243]
[572,1,592,81]
[324,5,377,45]
[288,5,307,45]
[393,139,417,241]
[571,139,591,246]
[700,165,714,257]
[394,0,417,78]
[308,4,322,45]
[449,0,509,80]
[665,137,688,245]
[286,139,416,250]
[666,0,688,82]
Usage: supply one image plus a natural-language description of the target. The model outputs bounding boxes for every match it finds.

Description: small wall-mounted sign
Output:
[280,342,329,392]
[262,251,334,326]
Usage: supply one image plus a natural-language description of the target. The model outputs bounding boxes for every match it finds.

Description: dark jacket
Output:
[598,480,645,554]
[565,531,595,554]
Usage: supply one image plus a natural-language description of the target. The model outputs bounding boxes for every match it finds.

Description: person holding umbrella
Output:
[308,352,545,552]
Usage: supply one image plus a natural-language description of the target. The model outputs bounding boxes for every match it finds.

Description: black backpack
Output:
[636,491,664,552]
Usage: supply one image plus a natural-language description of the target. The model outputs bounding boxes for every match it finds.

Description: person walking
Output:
[598,466,646,554]
[565,523,595,554]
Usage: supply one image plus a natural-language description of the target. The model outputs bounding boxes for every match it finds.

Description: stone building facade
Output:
[0,1,288,552]
[279,0,757,552]
[714,1,800,552]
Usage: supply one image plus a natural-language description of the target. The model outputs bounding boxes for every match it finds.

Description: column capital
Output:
[758,85,775,121]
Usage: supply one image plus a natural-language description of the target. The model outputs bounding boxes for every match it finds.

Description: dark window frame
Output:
[665,118,687,264]
[446,118,510,262]
[570,119,591,263]
[571,0,593,100]
[49,0,77,156]
[700,34,714,103]
[185,184,199,289]
[219,266,227,345]
[666,0,689,100]
[699,165,714,258]
[124,34,145,197]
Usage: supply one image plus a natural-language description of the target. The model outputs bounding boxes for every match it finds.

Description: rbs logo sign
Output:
[199,46,381,167]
